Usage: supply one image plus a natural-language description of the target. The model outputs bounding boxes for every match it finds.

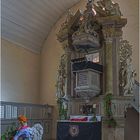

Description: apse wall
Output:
[40,0,139,139]
[1,39,40,104]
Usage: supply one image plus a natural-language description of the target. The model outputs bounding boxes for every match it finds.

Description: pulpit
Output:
[72,58,103,99]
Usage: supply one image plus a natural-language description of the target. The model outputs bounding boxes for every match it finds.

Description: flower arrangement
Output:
[104,94,117,128]
[1,123,17,140]
[57,97,68,120]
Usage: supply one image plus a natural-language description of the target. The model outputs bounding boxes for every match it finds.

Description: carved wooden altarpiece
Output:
[56,0,136,140]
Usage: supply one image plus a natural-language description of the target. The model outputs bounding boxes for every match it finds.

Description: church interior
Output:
[1,0,139,140]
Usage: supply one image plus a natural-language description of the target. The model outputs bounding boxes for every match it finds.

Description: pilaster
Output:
[97,16,127,95]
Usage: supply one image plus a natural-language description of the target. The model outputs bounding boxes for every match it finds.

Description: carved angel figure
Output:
[123,58,136,95]
[119,40,136,96]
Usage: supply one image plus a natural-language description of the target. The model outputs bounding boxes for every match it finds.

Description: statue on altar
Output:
[121,57,136,96]
[119,40,136,96]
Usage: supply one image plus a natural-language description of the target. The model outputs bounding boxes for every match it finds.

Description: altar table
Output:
[57,121,101,140]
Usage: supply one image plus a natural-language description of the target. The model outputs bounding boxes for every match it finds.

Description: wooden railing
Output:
[0,101,53,140]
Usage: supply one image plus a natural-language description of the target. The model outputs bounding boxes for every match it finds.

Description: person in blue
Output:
[13,115,33,140]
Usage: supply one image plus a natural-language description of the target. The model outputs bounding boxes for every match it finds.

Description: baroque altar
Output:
[56,0,136,140]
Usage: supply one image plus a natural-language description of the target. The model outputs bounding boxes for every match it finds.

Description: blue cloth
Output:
[13,127,33,140]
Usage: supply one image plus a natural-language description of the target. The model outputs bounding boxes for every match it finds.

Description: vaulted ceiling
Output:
[1,0,80,53]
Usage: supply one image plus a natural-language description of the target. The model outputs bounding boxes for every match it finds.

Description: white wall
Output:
[1,39,40,104]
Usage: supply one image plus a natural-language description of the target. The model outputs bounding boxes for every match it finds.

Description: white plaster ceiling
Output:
[1,0,80,53]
